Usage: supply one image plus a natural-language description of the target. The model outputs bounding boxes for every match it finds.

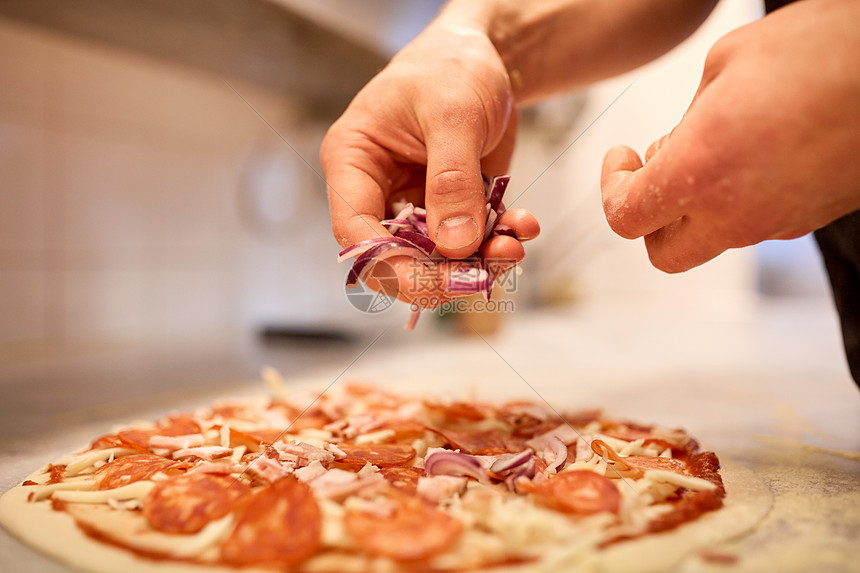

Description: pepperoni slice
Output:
[115,429,158,452]
[221,477,321,567]
[379,466,425,493]
[337,443,415,468]
[143,473,250,534]
[536,471,620,515]
[647,490,723,533]
[431,428,524,455]
[344,494,462,562]
[686,451,725,495]
[624,456,688,474]
[88,434,124,451]
[379,420,427,443]
[425,401,488,423]
[95,454,187,490]
[160,416,202,436]
[116,417,203,452]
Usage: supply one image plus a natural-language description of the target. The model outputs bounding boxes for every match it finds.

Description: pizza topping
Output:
[294,460,328,482]
[537,470,621,515]
[528,434,568,473]
[306,468,385,501]
[274,441,335,465]
[647,489,723,533]
[53,480,156,503]
[148,433,205,451]
[344,493,463,562]
[30,479,98,502]
[143,473,251,534]
[245,453,294,482]
[187,461,244,475]
[417,475,468,504]
[94,454,187,490]
[15,375,732,570]
[424,450,489,483]
[171,446,233,462]
[337,443,415,468]
[221,477,321,567]
[488,449,537,485]
[46,464,66,484]
[624,455,688,475]
[379,466,425,493]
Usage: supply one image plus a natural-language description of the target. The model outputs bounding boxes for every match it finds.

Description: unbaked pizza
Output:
[0,370,771,572]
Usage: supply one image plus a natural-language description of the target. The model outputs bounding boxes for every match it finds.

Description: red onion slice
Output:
[392,229,437,255]
[544,436,568,473]
[489,449,534,474]
[424,451,488,484]
[346,244,429,287]
[338,237,418,263]
[339,174,515,329]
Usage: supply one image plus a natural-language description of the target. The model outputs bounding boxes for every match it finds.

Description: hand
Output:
[600,0,860,273]
[321,22,539,307]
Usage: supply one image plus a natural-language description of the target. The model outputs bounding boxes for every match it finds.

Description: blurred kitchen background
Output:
[0,0,849,445]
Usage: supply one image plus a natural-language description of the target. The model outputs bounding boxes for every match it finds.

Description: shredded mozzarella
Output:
[63,448,138,477]
[52,480,155,503]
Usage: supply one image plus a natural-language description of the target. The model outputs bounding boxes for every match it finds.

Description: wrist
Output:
[433,0,558,106]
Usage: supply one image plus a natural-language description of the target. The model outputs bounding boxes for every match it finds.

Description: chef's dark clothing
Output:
[763,0,859,385]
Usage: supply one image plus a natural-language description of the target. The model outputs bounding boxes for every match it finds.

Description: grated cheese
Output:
[32,479,98,502]
[63,448,138,477]
[52,480,155,503]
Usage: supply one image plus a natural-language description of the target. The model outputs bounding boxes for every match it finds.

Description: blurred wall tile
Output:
[0,107,46,252]
[0,15,334,348]
[0,269,46,342]
[58,269,145,339]
[0,18,51,111]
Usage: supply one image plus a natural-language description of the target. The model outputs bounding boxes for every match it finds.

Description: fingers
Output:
[480,234,525,276]
[422,104,499,259]
[600,145,686,241]
[496,209,540,241]
[643,219,726,274]
[321,129,394,248]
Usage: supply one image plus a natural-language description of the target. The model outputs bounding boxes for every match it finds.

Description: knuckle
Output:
[427,169,482,203]
[702,30,741,80]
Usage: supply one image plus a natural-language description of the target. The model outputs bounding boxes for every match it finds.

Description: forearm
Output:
[436,0,719,106]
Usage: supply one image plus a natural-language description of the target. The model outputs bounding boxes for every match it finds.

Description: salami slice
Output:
[379,466,425,493]
[221,476,321,567]
[624,456,688,474]
[116,417,203,452]
[344,494,462,562]
[379,420,427,443]
[337,443,415,468]
[143,473,250,534]
[536,470,621,515]
[647,490,723,533]
[95,454,186,490]
[432,428,526,455]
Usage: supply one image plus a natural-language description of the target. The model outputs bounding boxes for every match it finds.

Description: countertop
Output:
[1,296,858,572]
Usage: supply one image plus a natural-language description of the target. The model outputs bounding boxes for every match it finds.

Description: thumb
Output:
[423,123,489,259]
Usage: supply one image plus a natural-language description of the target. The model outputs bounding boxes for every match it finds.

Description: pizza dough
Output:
[0,381,773,573]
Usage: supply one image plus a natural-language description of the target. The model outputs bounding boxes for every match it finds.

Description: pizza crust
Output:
[0,459,772,573]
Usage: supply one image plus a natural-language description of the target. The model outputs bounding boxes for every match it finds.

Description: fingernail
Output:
[437,216,479,250]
